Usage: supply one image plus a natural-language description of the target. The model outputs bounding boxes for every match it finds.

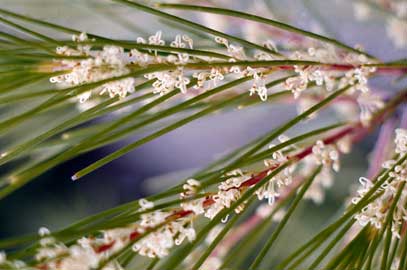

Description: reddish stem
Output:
[278,64,407,75]
[95,241,116,253]
[42,90,405,264]
[212,176,304,257]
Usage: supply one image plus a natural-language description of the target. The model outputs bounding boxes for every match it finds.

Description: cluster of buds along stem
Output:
[351,128,407,238]
[47,32,386,131]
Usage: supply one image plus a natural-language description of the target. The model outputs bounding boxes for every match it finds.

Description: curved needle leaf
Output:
[111,0,280,56]
[156,3,376,58]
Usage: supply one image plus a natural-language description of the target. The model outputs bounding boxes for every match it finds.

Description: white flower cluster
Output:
[193,37,274,101]
[311,140,341,172]
[301,135,352,203]
[179,133,351,224]
[214,37,247,60]
[247,66,268,101]
[0,196,195,267]
[133,172,249,259]
[132,210,196,258]
[142,32,194,95]
[50,32,198,102]
[351,129,407,238]
[286,47,376,96]
[256,145,295,205]
[205,169,250,220]
[131,172,248,260]
[18,227,126,270]
[50,30,385,123]
[340,65,377,94]
[51,34,137,103]
[192,67,225,90]
[283,47,382,127]
[0,131,359,267]
[51,32,281,103]
[351,176,385,229]
[180,179,206,215]
[284,48,338,98]
[352,173,406,238]
[55,31,306,105]
[180,134,352,224]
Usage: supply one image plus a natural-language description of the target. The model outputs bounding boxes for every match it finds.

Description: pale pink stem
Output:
[367,118,397,178]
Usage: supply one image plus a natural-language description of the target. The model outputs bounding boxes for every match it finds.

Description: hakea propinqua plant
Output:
[0,0,406,269]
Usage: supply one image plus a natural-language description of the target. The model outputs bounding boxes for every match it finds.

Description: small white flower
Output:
[38,227,51,237]
[219,169,249,189]
[284,72,308,99]
[205,170,249,219]
[209,68,224,87]
[341,66,375,94]
[51,45,136,103]
[256,179,280,205]
[389,164,407,182]
[72,32,89,42]
[205,200,226,220]
[181,198,206,215]
[180,178,205,215]
[133,215,196,258]
[312,140,340,172]
[214,36,229,47]
[181,178,201,197]
[247,67,268,101]
[257,148,295,205]
[139,198,154,210]
[227,44,246,60]
[139,211,167,228]
[148,31,165,46]
[193,71,211,89]
[170,34,186,48]
[351,177,373,204]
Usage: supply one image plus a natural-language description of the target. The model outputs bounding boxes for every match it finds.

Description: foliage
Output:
[0,1,406,269]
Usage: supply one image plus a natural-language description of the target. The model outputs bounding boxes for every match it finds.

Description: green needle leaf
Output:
[156,3,376,59]
[249,166,322,270]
